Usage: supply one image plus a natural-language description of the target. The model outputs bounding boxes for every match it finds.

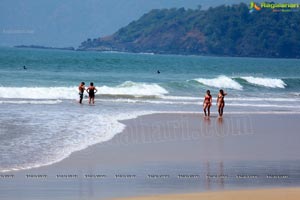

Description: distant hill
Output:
[79,3,300,58]
[15,45,75,51]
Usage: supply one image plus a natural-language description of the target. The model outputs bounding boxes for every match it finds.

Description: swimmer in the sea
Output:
[78,82,85,104]
[86,82,98,104]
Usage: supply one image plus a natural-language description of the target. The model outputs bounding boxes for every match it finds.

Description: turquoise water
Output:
[0,47,300,172]
[1,47,300,97]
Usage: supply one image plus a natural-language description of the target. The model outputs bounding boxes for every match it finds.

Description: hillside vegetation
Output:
[79,3,300,58]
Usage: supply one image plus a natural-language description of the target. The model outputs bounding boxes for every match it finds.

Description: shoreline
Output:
[1,111,300,173]
[2,111,300,170]
[1,112,300,199]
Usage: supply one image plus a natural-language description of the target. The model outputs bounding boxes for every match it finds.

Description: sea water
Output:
[0,47,300,172]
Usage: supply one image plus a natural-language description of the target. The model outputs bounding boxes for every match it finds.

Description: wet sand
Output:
[13,112,300,170]
[1,113,300,200]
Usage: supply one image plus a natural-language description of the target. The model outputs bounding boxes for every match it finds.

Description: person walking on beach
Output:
[78,82,85,104]
[86,82,98,104]
[217,89,227,117]
[203,90,212,117]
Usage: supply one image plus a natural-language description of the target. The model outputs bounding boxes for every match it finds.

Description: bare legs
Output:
[218,103,224,117]
[88,97,95,104]
[203,104,211,117]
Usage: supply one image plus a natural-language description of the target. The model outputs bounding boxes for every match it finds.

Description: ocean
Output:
[0,46,300,173]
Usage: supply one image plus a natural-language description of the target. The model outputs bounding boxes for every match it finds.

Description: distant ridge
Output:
[15,45,75,51]
[79,3,300,58]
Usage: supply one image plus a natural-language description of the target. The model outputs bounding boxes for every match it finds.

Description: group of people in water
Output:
[78,82,98,104]
[78,81,227,117]
[203,89,227,117]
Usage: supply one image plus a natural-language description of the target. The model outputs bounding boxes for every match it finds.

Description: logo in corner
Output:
[249,2,300,13]
[249,2,261,12]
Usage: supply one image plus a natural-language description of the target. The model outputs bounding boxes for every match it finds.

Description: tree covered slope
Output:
[79,3,300,58]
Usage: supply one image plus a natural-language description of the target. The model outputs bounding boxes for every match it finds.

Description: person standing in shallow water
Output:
[78,82,85,104]
[217,89,227,117]
[86,82,98,104]
[203,90,212,117]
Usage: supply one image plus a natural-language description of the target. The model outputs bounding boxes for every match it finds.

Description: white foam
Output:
[0,100,62,104]
[0,87,77,99]
[240,76,287,88]
[138,52,155,55]
[0,82,168,100]
[0,110,155,173]
[159,96,300,102]
[98,81,168,97]
[98,99,198,105]
[161,95,199,100]
[225,97,300,102]
[227,103,295,108]
[194,75,243,90]
[97,97,300,108]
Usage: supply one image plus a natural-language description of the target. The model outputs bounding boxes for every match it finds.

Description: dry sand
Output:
[113,187,300,200]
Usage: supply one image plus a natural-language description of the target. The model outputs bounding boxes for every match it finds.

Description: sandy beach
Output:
[1,112,300,200]
[113,187,300,200]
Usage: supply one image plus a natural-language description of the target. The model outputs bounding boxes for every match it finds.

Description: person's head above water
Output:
[90,82,94,86]
[81,82,85,85]
[220,89,224,96]
[206,90,210,95]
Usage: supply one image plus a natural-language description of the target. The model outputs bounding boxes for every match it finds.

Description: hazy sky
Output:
[0,0,252,47]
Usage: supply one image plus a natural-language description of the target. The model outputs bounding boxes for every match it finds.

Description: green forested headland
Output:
[79,3,300,58]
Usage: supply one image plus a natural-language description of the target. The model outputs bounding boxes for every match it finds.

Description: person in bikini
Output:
[217,89,227,117]
[78,82,85,104]
[86,82,98,104]
[203,90,212,117]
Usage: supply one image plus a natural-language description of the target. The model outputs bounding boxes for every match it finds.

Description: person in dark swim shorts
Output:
[78,82,85,104]
[86,82,98,104]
